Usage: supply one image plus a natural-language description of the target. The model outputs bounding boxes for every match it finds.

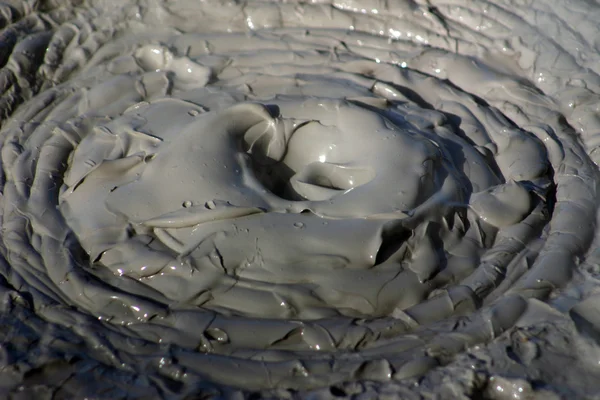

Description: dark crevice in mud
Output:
[375,227,412,266]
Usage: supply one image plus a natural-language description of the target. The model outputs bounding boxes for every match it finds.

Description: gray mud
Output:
[0,0,600,399]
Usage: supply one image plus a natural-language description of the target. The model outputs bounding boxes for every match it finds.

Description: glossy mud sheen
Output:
[0,0,600,399]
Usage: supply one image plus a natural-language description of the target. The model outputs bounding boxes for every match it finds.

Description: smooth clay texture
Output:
[0,0,600,399]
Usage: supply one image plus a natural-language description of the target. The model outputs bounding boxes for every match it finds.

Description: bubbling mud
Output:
[1,0,600,398]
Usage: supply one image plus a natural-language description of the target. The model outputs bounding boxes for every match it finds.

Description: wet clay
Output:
[0,0,600,398]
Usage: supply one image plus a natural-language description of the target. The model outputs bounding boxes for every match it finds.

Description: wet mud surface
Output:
[1,0,600,398]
